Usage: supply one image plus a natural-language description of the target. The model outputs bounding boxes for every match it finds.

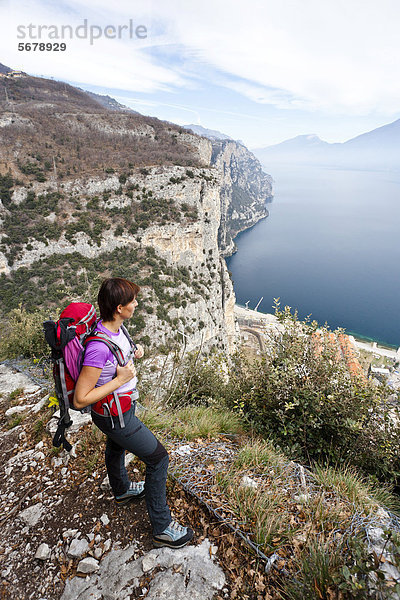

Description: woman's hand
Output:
[116,360,136,384]
[134,344,144,359]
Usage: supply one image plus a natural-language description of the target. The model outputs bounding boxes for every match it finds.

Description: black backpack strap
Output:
[43,318,75,350]
[121,324,138,355]
[53,414,73,452]
[52,356,73,451]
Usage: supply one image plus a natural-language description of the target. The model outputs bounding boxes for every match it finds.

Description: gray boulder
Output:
[68,538,90,559]
[61,539,225,600]
[77,557,99,574]
[18,503,44,527]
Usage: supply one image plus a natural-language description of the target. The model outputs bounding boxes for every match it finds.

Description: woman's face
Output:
[118,297,138,319]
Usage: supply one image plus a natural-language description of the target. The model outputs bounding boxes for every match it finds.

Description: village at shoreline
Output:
[234,303,400,362]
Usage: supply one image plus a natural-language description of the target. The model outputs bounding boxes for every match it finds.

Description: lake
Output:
[226,164,400,348]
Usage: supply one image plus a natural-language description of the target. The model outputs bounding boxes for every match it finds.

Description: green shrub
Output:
[225,304,400,484]
[282,534,400,600]
[0,173,14,206]
[0,306,49,359]
[166,352,227,409]
[139,335,151,347]
[131,312,146,333]
[19,161,45,180]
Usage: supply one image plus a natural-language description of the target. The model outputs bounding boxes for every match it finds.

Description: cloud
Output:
[112,94,203,123]
[154,0,400,115]
[2,0,400,116]
[1,0,178,92]
[218,80,298,110]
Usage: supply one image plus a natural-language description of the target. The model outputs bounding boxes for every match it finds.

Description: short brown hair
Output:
[98,278,140,321]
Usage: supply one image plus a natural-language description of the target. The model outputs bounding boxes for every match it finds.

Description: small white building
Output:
[370,366,390,376]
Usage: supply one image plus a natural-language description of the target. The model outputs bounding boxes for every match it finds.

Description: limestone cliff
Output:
[0,163,236,354]
[0,73,272,356]
[184,124,273,256]
[211,140,273,256]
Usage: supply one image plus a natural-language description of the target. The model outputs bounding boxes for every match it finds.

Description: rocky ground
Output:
[0,364,234,600]
[2,361,399,600]
[0,363,272,600]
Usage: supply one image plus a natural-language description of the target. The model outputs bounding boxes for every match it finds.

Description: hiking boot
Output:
[115,481,145,505]
[153,520,194,548]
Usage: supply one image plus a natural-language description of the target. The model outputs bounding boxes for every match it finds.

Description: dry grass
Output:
[141,403,243,440]
[312,463,400,515]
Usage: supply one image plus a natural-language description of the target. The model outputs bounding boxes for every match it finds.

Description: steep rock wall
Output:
[0,133,271,355]
[210,140,273,255]
[0,163,236,354]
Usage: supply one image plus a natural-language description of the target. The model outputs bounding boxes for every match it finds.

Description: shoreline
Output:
[222,205,271,259]
[346,332,397,352]
[234,303,400,359]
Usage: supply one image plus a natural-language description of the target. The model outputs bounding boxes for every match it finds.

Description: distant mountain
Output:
[254,119,400,171]
[343,118,400,153]
[184,124,233,141]
[254,134,332,161]
[0,63,13,74]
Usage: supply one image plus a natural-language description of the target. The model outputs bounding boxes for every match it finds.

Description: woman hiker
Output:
[74,277,193,548]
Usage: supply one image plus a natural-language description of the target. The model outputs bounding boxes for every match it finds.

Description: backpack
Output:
[43,302,136,451]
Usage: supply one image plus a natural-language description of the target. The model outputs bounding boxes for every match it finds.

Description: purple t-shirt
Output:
[83,321,137,395]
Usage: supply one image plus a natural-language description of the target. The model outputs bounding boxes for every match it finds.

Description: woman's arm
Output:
[74,361,136,410]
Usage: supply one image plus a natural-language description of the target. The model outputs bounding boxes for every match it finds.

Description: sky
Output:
[1,0,400,148]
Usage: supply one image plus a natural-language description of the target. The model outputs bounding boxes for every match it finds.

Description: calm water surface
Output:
[226,165,400,347]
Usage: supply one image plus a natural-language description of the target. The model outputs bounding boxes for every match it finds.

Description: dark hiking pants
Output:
[91,405,171,535]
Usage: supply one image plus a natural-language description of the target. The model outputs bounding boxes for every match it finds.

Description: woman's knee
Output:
[144,440,169,466]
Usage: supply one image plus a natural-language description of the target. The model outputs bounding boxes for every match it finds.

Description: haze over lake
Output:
[226,164,400,348]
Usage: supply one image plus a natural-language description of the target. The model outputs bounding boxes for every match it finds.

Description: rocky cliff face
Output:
[0,74,272,356]
[0,162,237,354]
[211,140,273,256]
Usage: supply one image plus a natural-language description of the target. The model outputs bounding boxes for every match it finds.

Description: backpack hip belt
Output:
[91,389,139,428]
